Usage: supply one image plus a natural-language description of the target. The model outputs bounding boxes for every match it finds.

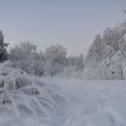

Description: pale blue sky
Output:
[0,0,126,56]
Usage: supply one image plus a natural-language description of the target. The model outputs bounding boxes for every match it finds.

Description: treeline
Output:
[8,42,85,77]
[1,21,126,79]
[0,31,85,77]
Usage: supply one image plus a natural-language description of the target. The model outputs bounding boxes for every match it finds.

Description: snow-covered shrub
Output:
[0,62,66,116]
[84,51,124,80]
[56,65,84,79]
[11,59,45,76]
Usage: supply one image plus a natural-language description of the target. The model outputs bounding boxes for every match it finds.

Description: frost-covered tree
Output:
[44,44,67,76]
[85,21,126,80]
[86,34,107,63]
[9,42,45,76]
[67,54,85,71]
[0,31,8,62]
[9,42,37,61]
[45,44,67,65]
[119,34,126,56]
[103,27,121,51]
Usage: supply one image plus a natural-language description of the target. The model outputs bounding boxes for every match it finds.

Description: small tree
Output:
[45,44,67,66]
[0,31,8,62]
[44,44,67,76]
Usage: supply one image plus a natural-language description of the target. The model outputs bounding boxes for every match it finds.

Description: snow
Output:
[0,62,126,126]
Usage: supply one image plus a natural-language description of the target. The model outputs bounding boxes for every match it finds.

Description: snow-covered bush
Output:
[11,59,45,76]
[0,61,66,116]
[56,65,83,79]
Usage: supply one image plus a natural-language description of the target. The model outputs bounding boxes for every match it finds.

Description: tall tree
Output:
[0,31,8,62]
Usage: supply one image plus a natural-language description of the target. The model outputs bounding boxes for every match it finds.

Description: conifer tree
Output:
[0,30,8,62]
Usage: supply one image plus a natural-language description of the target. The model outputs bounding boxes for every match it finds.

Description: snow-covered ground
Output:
[1,78,126,126]
[40,79,126,126]
[0,62,126,126]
